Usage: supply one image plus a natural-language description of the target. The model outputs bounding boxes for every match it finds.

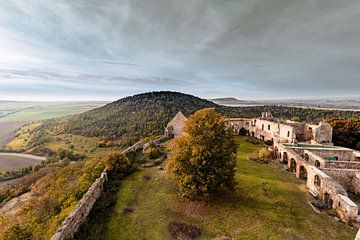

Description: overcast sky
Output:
[0,0,359,101]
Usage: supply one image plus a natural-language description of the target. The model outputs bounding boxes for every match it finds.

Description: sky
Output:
[0,0,360,101]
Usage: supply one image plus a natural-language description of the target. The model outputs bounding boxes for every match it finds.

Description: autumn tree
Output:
[104,152,131,178]
[165,108,237,200]
[327,118,360,150]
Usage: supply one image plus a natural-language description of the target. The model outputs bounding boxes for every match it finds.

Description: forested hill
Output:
[44,91,359,142]
[63,92,217,140]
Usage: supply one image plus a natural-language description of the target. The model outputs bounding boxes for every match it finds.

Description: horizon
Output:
[1,1,360,101]
[0,91,360,103]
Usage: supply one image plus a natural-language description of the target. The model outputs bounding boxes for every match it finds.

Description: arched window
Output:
[314,175,321,187]
[315,160,321,168]
[304,153,309,161]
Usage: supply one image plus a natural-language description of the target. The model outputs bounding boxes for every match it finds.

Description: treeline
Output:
[327,118,360,150]
[30,92,359,145]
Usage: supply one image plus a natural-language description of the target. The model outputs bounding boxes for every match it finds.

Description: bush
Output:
[245,137,262,145]
[3,224,33,240]
[144,146,163,160]
[168,221,201,240]
[248,148,271,164]
[104,153,131,178]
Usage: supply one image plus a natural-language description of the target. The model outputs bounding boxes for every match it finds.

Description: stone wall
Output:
[323,169,360,195]
[306,166,358,225]
[324,161,360,170]
[143,136,168,151]
[51,141,144,240]
[51,168,108,240]
[310,148,354,161]
[275,142,359,225]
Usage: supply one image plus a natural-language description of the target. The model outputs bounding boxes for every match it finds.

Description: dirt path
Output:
[0,192,32,216]
[0,152,46,161]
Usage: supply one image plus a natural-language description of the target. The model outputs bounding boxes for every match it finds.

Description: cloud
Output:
[0,0,360,100]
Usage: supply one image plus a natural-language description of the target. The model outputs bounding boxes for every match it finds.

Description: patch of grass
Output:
[94,137,356,240]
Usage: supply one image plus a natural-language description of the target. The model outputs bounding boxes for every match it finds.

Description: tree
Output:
[104,153,131,178]
[327,118,360,150]
[165,108,237,200]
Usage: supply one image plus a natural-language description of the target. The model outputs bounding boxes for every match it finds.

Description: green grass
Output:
[102,137,356,240]
[0,104,102,123]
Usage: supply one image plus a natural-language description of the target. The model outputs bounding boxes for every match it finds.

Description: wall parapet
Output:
[51,140,145,240]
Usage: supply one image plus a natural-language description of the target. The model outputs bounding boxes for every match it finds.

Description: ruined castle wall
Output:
[324,161,360,170]
[313,122,333,144]
[278,124,295,143]
[310,149,354,161]
[51,141,144,240]
[51,169,108,240]
[143,136,168,150]
[307,166,358,225]
[323,169,360,195]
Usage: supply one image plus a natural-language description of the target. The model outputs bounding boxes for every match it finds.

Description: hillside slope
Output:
[64,92,218,140]
[32,92,359,146]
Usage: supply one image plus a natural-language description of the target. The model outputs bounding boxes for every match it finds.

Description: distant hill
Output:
[63,92,218,141]
[211,96,360,110]
[35,92,359,144]
[210,97,250,106]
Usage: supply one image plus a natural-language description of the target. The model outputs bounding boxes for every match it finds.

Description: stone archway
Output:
[299,165,307,180]
[290,158,297,172]
[324,192,333,209]
[283,152,288,164]
[314,175,321,188]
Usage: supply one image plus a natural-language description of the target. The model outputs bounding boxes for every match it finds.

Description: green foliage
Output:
[0,159,104,240]
[166,108,237,200]
[3,224,33,240]
[104,153,131,178]
[327,118,360,150]
[248,148,272,164]
[144,146,163,160]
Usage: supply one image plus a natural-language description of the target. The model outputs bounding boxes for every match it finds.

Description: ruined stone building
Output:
[228,115,332,144]
[165,111,187,138]
[227,112,359,227]
[166,111,360,228]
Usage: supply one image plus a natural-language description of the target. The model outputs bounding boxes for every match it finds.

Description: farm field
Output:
[0,121,26,148]
[0,101,106,123]
[100,136,356,240]
[0,153,46,172]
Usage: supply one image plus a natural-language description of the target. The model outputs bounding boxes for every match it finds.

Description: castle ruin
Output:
[167,111,360,228]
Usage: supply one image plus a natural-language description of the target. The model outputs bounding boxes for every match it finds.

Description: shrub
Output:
[248,148,271,164]
[104,153,131,178]
[168,221,201,240]
[144,146,163,160]
[245,137,262,145]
